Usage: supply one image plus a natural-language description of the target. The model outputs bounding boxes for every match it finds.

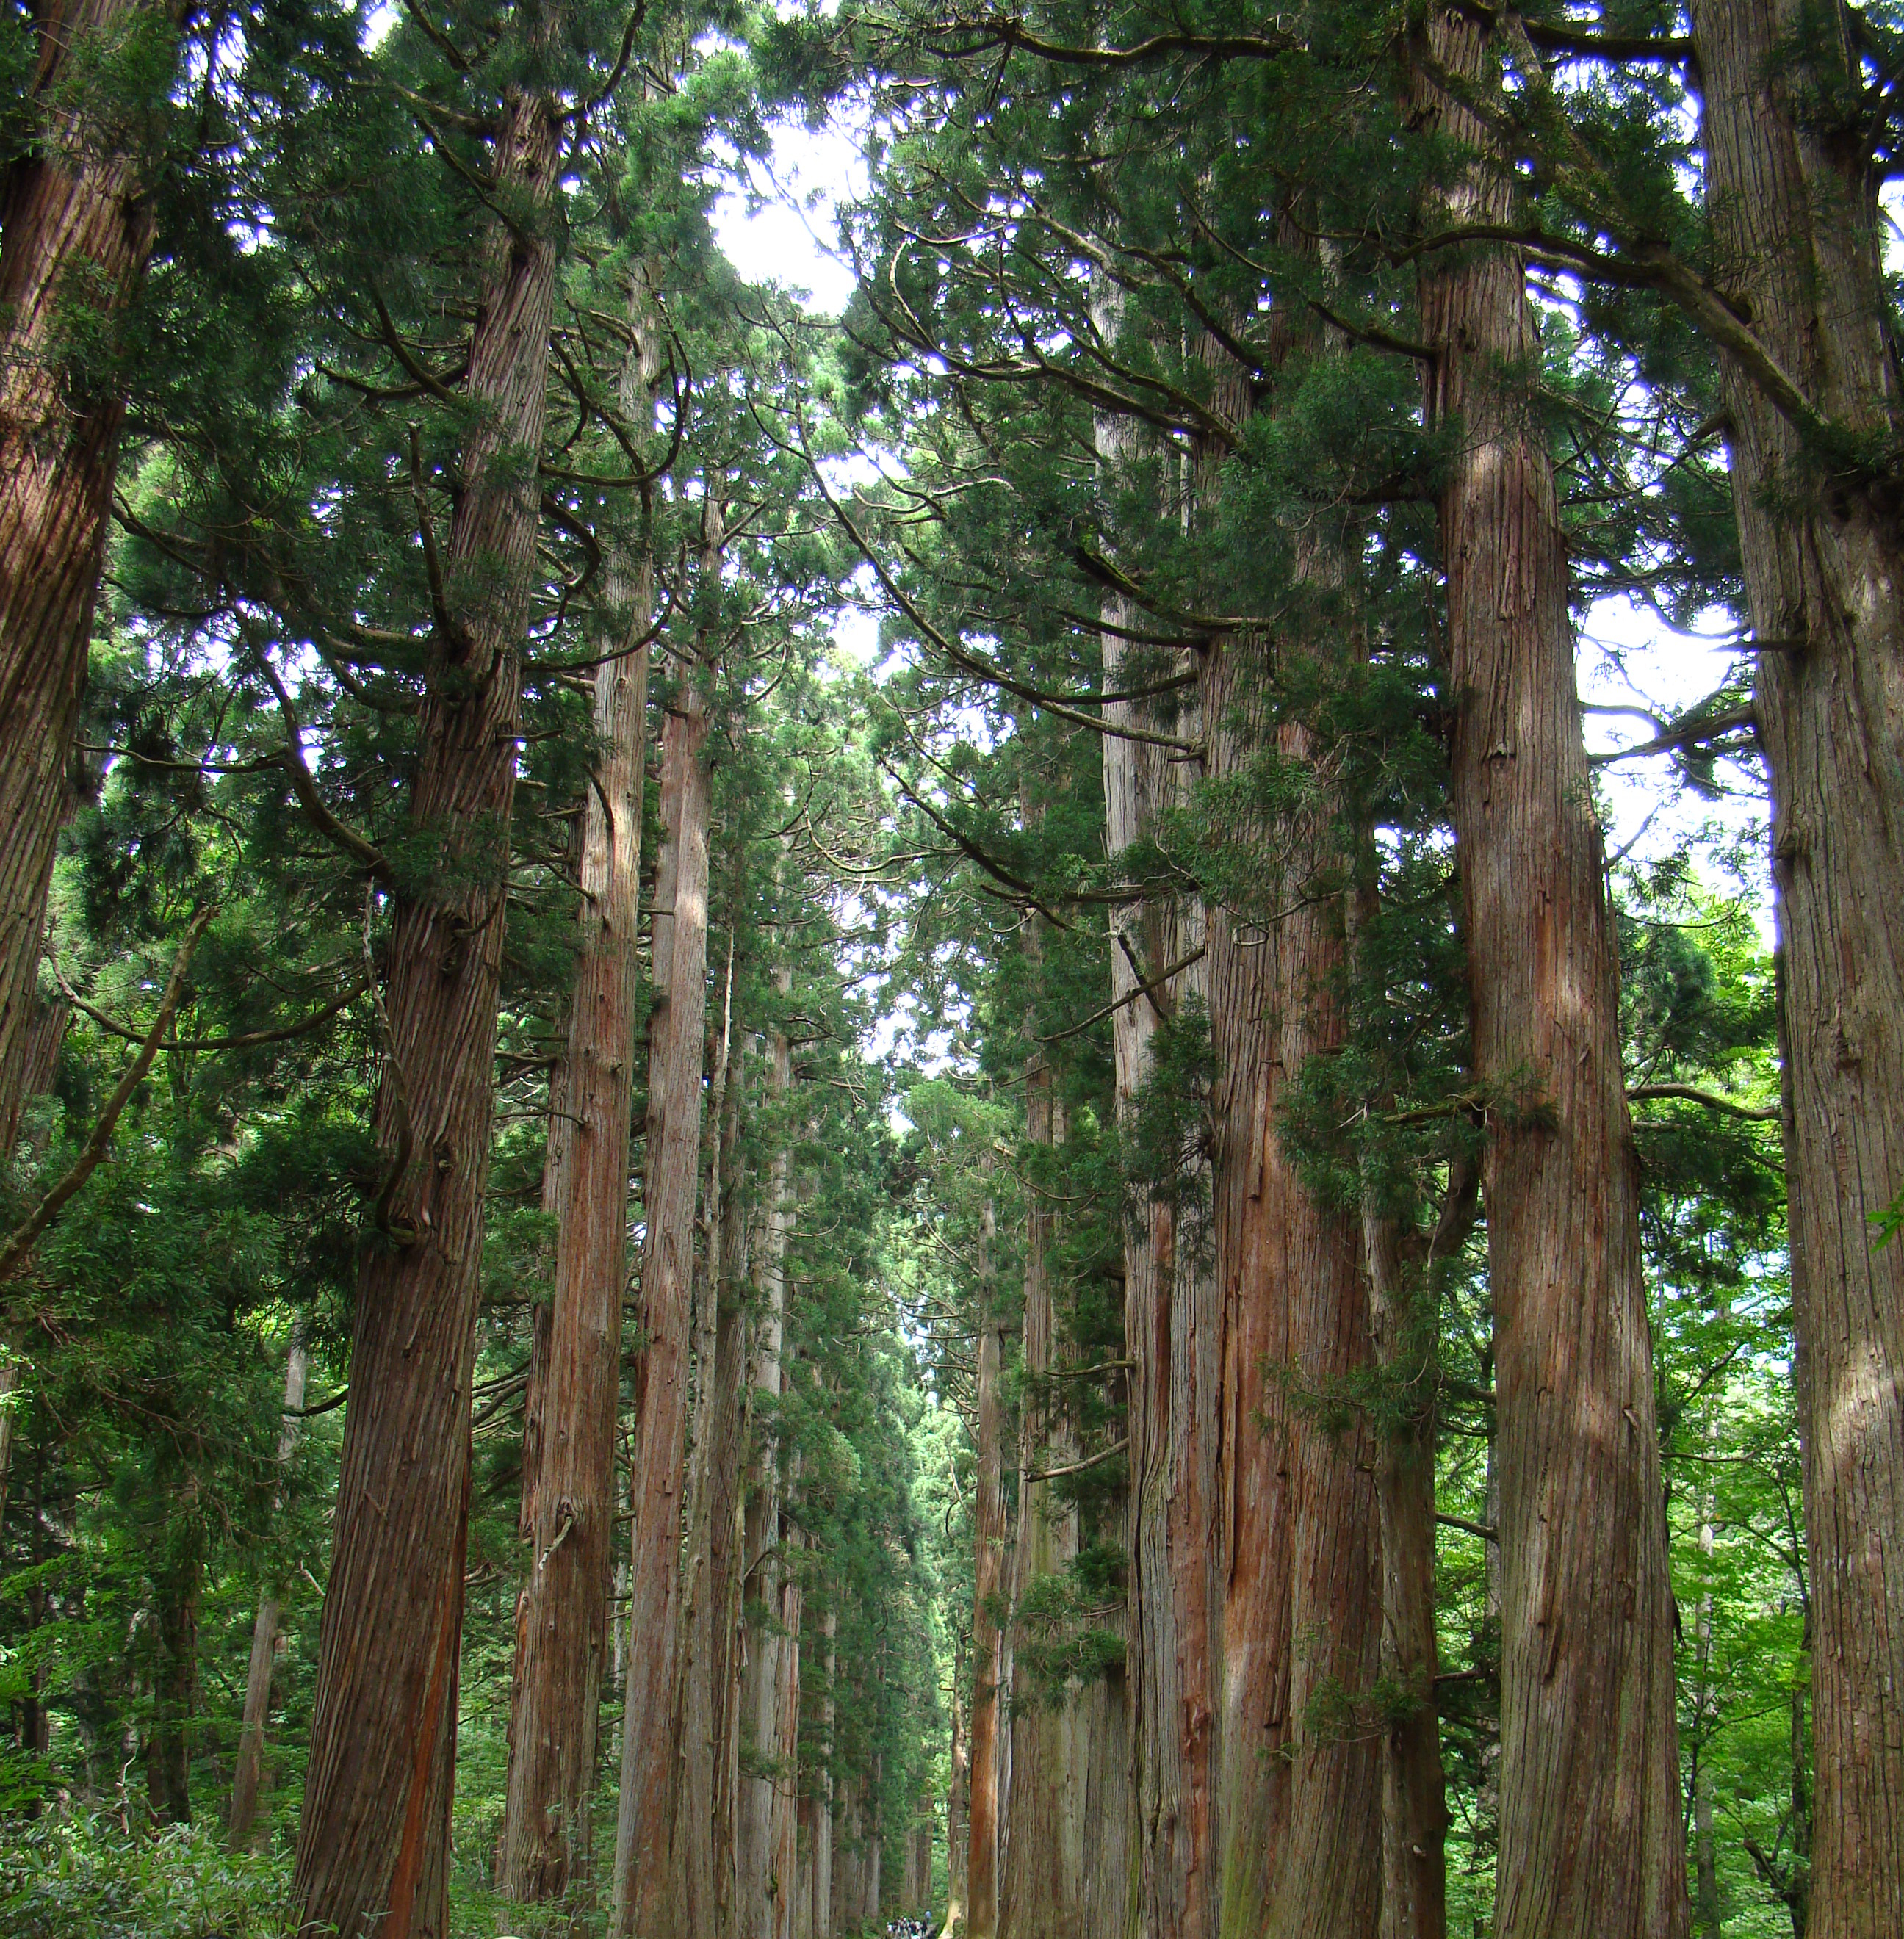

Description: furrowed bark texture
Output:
[292,65,562,1939]
[1416,15,1685,1938]
[612,660,714,1939]
[0,0,163,1123]
[1687,8,1904,1930]
[738,986,794,1939]
[228,1329,309,1848]
[500,292,663,1906]
[1203,649,1382,1939]
[966,1194,1007,1939]
[1100,329,1218,1939]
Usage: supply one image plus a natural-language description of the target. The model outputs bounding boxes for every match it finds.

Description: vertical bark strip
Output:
[681,932,739,1935]
[1415,15,1685,1938]
[1687,9,1904,1931]
[228,1328,309,1849]
[966,1193,1007,1939]
[613,646,714,1939]
[1097,277,1217,1939]
[500,288,663,1904]
[739,973,796,1939]
[0,0,164,1119]
[998,980,1086,1939]
[292,55,563,1938]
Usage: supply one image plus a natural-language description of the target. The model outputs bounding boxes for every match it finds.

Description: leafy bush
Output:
[0,1809,291,1939]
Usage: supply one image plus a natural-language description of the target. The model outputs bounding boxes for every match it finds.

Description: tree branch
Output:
[0,909,214,1283]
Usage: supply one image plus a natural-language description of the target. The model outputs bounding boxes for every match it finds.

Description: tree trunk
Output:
[813,1604,837,1939]
[613,640,715,1938]
[946,1641,969,1938]
[290,55,563,1939]
[1686,11,1904,1932]
[681,932,740,1935]
[0,0,165,1120]
[966,1192,1007,1939]
[708,1047,754,1939]
[740,973,796,1939]
[1416,15,1685,1938]
[1097,281,1218,1939]
[228,1328,309,1848]
[998,1017,1083,1939]
[1360,1144,1460,1939]
[500,277,663,1907]
[146,1553,198,1825]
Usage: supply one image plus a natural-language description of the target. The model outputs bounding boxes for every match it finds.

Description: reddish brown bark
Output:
[1685,9,1904,1931]
[290,58,564,1939]
[1099,300,1219,1938]
[0,0,164,1124]
[1416,15,1685,1938]
[612,646,714,1938]
[499,284,662,1903]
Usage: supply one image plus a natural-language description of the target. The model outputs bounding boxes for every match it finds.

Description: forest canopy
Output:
[0,3,1898,1938]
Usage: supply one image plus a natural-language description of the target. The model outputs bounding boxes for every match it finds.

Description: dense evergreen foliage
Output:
[1,3,1897,1937]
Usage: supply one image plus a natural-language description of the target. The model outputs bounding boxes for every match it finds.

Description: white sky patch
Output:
[711,109,869,315]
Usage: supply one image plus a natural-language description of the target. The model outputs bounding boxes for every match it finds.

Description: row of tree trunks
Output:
[1415,14,1686,1939]
[290,42,565,1939]
[998,986,1086,1939]
[0,0,168,1133]
[498,271,664,1904]
[679,928,741,1935]
[964,1190,1006,1938]
[612,600,715,1936]
[1686,8,1904,1933]
[737,973,796,1938]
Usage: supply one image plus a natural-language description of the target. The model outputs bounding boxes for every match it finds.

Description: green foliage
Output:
[0,1810,291,1939]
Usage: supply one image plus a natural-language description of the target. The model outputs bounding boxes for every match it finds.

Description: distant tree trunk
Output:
[228,1328,309,1848]
[966,1194,1006,1939]
[499,279,662,1907]
[1416,15,1685,1938]
[998,994,1083,1939]
[681,932,740,1934]
[146,1553,199,1824]
[773,1498,805,1939]
[613,626,715,1938]
[292,50,563,1939]
[1360,1118,1462,1939]
[1687,11,1904,1932]
[739,973,796,1939]
[708,1036,754,1939]
[813,1605,837,1938]
[0,0,166,1121]
[946,1640,969,1938]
